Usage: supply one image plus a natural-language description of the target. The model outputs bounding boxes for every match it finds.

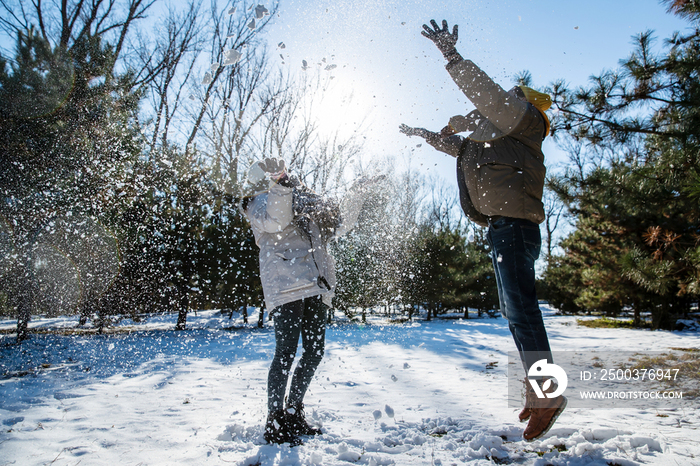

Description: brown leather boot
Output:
[518,379,536,422]
[523,384,567,441]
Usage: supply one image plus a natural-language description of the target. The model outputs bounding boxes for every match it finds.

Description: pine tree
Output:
[461,229,499,318]
[0,28,141,338]
[546,0,700,328]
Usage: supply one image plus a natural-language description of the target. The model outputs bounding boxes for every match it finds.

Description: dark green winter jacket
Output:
[427,58,547,227]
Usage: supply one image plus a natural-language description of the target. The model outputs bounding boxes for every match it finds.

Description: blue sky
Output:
[0,1,689,186]
[263,0,690,183]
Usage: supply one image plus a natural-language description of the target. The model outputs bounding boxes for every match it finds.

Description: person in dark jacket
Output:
[400,19,565,441]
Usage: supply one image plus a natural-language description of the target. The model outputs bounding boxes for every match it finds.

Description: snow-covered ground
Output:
[1,307,698,465]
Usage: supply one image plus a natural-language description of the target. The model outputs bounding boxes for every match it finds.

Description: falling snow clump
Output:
[255,4,269,19]
[223,49,242,66]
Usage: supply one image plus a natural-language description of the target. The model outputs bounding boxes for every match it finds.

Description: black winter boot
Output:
[264,410,301,445]
[286,403,322,436]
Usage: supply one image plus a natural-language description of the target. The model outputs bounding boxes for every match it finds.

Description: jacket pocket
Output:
[474,143,528,217]
[520,224,541,261]
[477,147,523,170]
[270,248,319,293]
[277,247,312,261]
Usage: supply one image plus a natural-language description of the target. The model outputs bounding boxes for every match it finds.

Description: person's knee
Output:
[273,350,296,370]
[300,343,324,366]
[506,310,545,328]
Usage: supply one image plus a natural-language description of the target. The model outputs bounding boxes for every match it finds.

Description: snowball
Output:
[336,443,361,462]
[629,436,662,452]
[384,404,394,418]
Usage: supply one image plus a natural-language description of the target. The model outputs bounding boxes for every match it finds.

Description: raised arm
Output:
[243,158,294,234]
[422,19,529,135]
[247,184,294,234]
[399,124,463,158]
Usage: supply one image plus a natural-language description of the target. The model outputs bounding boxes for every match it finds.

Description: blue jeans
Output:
[487,217,552,372]
[268,296,327,413]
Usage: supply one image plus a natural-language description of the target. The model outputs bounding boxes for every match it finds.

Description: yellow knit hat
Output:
[518,86,551,137]
[518,86,552,111]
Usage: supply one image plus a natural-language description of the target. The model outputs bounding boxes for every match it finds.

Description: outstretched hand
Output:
[399,123,431,139]
[421,19,460,61]
[247,157,291,188]
[258,157,286,180]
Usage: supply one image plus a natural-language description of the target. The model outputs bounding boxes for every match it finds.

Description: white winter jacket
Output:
[245,184,336,311]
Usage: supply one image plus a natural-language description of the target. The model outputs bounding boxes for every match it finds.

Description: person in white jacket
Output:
[241,158,374,445]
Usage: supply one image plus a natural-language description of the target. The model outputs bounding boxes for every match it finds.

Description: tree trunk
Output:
[175,289,188,331]
[15,276,34,343]
[78,304,89,326]
[258,307,265,328]
[16,302,30,343]
[97,312,107,334]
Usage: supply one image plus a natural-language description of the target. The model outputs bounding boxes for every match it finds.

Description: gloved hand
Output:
[249,157,294,187]
[258,157,286,182]
[399,124,431,139]
[421,20,460,62]
[400,124,444,143]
